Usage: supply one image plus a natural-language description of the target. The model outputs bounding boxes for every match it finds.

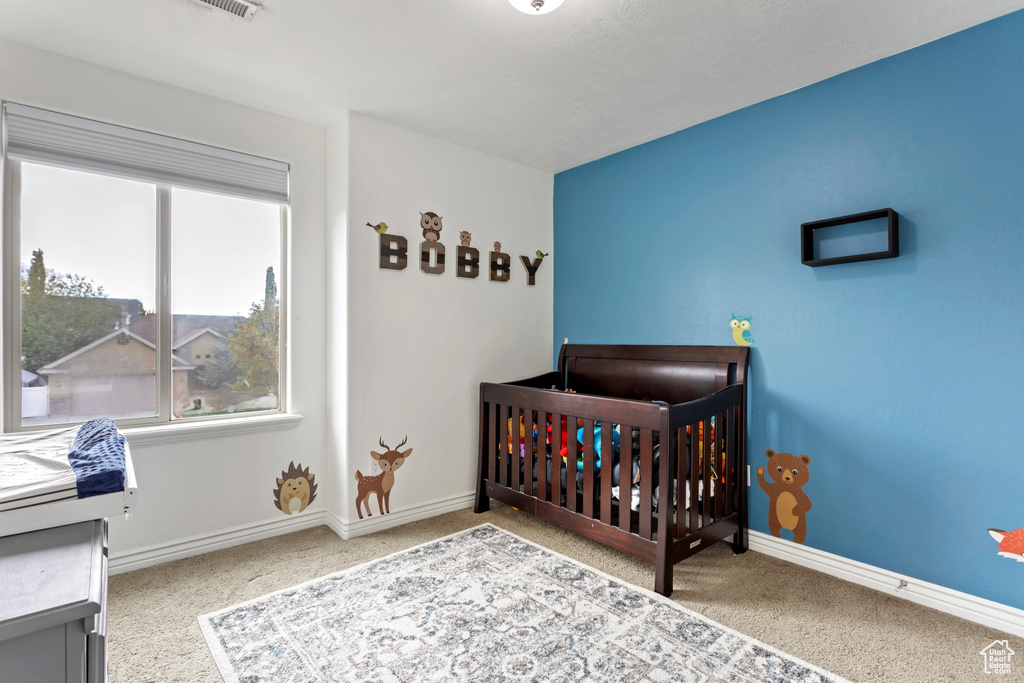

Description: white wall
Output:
[0,37,553,559]
[0,38,329,563]
[324,113,350,522]
[334,113,553,535]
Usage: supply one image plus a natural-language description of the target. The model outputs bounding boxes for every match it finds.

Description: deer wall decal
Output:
[354,436,413,519]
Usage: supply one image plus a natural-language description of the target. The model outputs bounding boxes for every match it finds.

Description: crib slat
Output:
[700,417,708,524]
[689,423,699,533]
[528,405,536,497]
[488,402,497,485]
[582,419,595,519]
[600,424,613,525]
[726,405,736,517]
[498,404,508,487]
[552,413,563,507]
[566,416,577,513]
[715,411,725,521]
[619,424,632,532]
[676,427,685,538]
[538,412,548,503]
[510,404,521,492]
[638,428,653,540]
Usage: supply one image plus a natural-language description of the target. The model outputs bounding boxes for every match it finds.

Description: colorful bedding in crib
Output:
[0,418,127,512]
[506,411,721,507]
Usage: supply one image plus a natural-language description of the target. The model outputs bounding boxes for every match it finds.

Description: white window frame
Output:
[1,150,290,434]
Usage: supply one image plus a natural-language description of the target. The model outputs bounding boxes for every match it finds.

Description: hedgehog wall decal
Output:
[273,462,318,515]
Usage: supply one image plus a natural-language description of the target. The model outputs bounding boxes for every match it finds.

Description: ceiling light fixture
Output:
[509,0,564,15]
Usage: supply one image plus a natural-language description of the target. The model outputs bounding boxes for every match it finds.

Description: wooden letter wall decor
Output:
[456,231,479,278]
[490,241,511,282]
[457,246,480,278]
[520,251,547,285]
[379,234,408,270]
[420,240,446,275]
[376,218,547,285]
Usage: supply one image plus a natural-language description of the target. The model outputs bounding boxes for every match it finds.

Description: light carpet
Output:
[199,523,848,682]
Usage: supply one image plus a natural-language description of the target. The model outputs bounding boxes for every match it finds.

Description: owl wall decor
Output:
[420,212,443,242]
[459,231,472,247]
[730,315,754,346]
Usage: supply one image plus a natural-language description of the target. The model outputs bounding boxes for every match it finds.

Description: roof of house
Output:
[128,314,241,348]
[32,314,239,376]
[38,329,195,374]
[172,327,229,349]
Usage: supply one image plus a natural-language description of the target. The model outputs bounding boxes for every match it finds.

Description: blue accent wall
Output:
[554,10,1024,609]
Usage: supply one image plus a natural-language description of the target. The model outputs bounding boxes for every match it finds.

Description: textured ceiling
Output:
[0,0,1021,172]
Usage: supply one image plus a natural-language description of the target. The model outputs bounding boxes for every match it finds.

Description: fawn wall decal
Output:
[355,436,413,519]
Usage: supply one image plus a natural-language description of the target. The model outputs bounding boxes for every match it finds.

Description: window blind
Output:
[3,102,289,204]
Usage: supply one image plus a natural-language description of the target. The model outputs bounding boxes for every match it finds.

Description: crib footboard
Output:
[476,379,747,596]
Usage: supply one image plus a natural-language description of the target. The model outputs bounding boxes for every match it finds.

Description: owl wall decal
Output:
[730,314,754,346]
[493,241,502,252]
[420,212,443,242]
[460,231,472,247]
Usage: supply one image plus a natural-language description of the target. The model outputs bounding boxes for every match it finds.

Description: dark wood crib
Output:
[475,344,749,596]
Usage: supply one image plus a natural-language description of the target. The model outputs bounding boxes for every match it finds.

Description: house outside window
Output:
[2,103,289,430]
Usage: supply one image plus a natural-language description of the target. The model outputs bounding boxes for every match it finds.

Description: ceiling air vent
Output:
[195,0,260,22]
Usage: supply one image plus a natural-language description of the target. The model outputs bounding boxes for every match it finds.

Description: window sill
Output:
[122,412,303,448]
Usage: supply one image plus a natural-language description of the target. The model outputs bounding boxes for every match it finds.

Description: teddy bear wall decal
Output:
[757,449,812,544]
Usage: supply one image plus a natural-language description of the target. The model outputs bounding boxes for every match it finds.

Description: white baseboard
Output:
[329,491,477,540]
[108,510,328,575]
[108,495,1022,639]
[106,490,478,574]
[748,530,1024,638]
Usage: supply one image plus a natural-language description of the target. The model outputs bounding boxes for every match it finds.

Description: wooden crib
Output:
[475,344,749,596]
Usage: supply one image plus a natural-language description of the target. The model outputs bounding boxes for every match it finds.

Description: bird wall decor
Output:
[367,221,389,234]
[730,315,754,346]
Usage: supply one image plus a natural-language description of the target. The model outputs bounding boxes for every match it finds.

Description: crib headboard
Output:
[557,344,749,406]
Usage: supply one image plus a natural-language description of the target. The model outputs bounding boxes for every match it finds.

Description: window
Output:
[3,103,288,431]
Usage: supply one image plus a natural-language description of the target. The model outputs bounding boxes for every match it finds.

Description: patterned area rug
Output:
[199,524,849,682]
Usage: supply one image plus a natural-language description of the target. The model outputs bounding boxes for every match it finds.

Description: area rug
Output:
[199,523,850,682]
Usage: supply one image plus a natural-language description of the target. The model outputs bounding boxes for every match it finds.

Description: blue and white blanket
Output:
[68,418,127,499]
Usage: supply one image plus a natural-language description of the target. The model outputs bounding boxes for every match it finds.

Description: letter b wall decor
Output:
[490,250,511,282]
[379,234,408,270]
[457,246,480,278]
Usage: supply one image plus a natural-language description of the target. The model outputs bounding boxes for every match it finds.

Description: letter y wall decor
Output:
[371,213,546,286]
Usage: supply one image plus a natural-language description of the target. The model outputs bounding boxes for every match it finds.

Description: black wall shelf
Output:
[801,208,899,267]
